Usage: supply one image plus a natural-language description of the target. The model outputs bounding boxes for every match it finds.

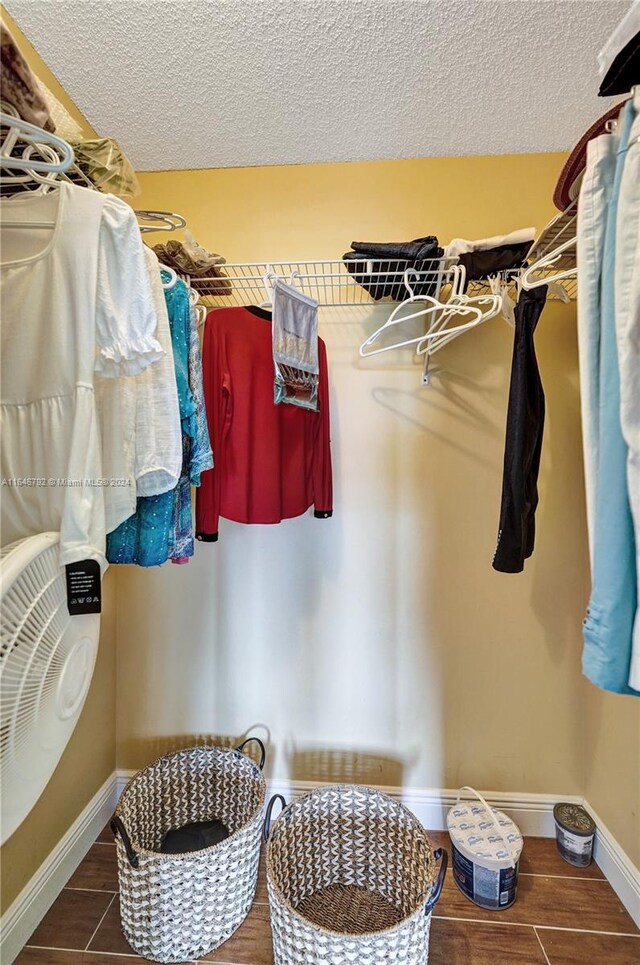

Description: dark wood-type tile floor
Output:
[15,825,639,964]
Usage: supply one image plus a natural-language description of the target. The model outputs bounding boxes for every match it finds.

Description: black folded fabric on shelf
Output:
[350,236,441,261]
[343,235,443,301]
[458,242,532,289]
[160,818,229,854]
[599,29,640,96]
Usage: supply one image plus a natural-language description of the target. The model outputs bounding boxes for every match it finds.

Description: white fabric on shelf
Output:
[444,227,536,259]
[0,182,163,568]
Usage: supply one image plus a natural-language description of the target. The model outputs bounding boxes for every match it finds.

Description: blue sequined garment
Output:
[170,305,213,562]
[107,276,197,566]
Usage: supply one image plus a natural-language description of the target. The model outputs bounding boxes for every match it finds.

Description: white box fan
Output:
[0,532,100,844]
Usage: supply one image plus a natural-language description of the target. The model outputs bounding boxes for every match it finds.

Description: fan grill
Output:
[0,535,100,842]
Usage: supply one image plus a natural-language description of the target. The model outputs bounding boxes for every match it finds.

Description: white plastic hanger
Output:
[520,237,577,291]
[417,292,502,357]
[0,107,74,178]
[196,303,207,328]
[261,268,278,308]
[415,265,502,354]
[136,210,187,233]
[359,269,480,357]
[413,264,467,348]
[160,265,178,290]
[287,269,305,290]
[0,107,75,228]
[413,265,503,384]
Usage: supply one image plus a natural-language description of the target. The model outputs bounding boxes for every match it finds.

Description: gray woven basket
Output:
[111,739,266,963]
[264,784,447,965]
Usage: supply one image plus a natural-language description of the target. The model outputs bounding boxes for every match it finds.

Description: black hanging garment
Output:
[493,285,548,574]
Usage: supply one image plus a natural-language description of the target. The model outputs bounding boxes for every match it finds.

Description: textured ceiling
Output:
[6,0,631,171]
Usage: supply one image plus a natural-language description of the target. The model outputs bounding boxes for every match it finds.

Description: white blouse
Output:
[95,246,182,530]
[1,182,164,568]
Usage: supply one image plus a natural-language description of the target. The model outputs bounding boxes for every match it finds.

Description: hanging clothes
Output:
[582,96,639,696]
[183,303,214,486]
[170,303,213,564]
[577,133,617,567]
[95,245,182,532]
[492,285,548,574]
[553,103,625,212]
[272,278,320,412]
[0,182,163,569]
[615,89,640,691]
[106,277,197,566]
[196,306,332,542]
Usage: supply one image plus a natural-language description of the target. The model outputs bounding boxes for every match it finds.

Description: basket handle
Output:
[456,786,517,869]
[236,737,266,770]
[263,794,286,844]
[424,848,448,914]
[110,816,139,868]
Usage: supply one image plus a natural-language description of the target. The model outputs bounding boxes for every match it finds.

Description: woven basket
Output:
[111,739,266,963]
[264,784,447,965]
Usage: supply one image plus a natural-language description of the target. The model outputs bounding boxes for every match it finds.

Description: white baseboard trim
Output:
[265,778,578,838]
[1,772,118,965]
[7,770,637,965]
[116,770,575,839]
[583,800,640,929]
[260,780,640,925]
[263,781,639,926]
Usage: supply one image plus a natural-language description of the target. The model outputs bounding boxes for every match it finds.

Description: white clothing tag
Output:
[501,288,516,327]
[548,281,570,303]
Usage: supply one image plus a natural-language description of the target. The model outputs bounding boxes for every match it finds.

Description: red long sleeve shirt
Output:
[196,306,333,541]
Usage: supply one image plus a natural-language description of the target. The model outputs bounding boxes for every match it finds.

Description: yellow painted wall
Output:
[125,155,639,864]
[585,688,640,866]
[124,150,640,876]
[133,153,562,264]
[118,155,591,798]
[0,8,113,915]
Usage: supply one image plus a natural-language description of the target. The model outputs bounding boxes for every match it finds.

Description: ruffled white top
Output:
[1,182,164,568]
[95,246,182,529]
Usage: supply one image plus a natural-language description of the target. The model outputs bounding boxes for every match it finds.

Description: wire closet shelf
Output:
[521,202,577,298]
[190,257,454,308]
[190,256,575,310]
